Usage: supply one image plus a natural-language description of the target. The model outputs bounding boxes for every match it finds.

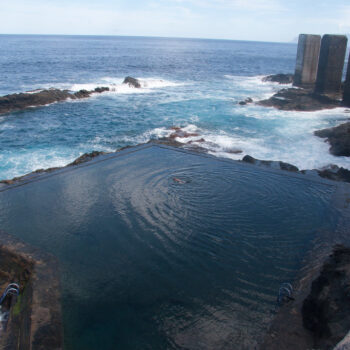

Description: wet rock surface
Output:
[68,151,107,166]
[315,122,350,156]
[262,73,294,84]
[317,165,350,183]
[238,97,253,105]
[0,230,62,350]
[302,245,350,350]
[123,76,141,88]
[258,87,342,111]
[260,246,350,350]
[0,87,110,115]
[241,155,299,172]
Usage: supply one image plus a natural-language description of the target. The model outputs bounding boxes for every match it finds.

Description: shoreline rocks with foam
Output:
[314,122,350,157]
[1,138,350,186]
[257,87,342,111]
[0,87,110,115]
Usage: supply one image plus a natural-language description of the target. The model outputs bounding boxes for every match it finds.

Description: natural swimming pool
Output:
[0,144,344,349]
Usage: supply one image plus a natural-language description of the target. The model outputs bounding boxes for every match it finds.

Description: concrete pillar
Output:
[315,35,348,95]
[343,52,350,106]
[293,34,321,88]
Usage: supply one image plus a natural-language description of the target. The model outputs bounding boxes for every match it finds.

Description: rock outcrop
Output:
[0,230,63,350]
[123,76,141,88]
[262,73,294,84]
[302,245,350,349]
[0,87,110,115]
[260,245,350,350]
[241,155,299,172]
[258,88,341,111]
[314,122,350,156]
[239,97,253,105]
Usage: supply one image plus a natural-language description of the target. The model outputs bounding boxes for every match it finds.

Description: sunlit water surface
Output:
[0,35,349,180]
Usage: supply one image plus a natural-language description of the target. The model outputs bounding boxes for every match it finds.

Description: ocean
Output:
[0,34,349,180]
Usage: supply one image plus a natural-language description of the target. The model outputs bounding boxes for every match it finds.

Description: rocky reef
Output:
[0,87,110,115]
[257,87,342,111]
[315,122,350,157]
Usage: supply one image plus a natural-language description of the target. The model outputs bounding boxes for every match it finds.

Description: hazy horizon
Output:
[1,0,349,43]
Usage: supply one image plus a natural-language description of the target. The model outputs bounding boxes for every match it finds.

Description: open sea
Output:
[0,34,349,179]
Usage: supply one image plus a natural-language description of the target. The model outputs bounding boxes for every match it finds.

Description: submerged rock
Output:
[314,122,350,157]
[238,97,253,105]
[0,86,110,115]
[262,73,294,84]
[258,88,341,111]
[123,76,141,88]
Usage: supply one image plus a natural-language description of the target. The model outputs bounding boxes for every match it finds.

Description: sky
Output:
[1,0,350,42]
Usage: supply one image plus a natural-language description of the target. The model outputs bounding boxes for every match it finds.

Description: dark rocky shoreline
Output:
[261,245,350,350]
[0,87,110,115]
[257,87,342,111]
[315,122,350,157]
[0,76,144,115]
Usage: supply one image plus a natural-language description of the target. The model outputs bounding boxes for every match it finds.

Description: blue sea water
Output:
[0,34,349,180]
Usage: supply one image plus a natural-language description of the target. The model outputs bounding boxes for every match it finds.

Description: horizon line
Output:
[0,33,296,45]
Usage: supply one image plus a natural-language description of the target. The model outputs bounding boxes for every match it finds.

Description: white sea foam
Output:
[68,77,184,95]
[224,75,292,101]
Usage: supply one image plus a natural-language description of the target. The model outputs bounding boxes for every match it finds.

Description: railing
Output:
[0,283,20,305]
[277,282,294,305]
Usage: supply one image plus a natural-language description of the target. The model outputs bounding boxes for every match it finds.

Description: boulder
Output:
[123,76,141,88]
[262,73,294,84]
[314,122,350,156]
[239,97,253,105]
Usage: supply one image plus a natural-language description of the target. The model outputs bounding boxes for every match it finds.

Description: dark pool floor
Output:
[0,144,348,349]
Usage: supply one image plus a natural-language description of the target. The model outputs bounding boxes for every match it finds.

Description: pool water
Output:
[0,145,340,349]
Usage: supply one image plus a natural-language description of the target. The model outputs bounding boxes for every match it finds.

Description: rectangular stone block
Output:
[343,52,350,105]
[294,34,321,88]
[315,35,348,95]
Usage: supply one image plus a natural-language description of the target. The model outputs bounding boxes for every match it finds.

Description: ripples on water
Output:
[0,146,337,349]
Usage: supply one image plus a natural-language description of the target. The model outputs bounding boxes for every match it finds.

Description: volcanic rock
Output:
[123,76,141,88]
[302,245,350,349]
[242,155,299,172]
[314,122,350,156]
[239,97,253,105]
[258,88,341,111]
[0,87,110,115]
[262,73,294,84]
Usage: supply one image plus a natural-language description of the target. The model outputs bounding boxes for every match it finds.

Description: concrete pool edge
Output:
[0,142,346,193]
[0,230,63,350]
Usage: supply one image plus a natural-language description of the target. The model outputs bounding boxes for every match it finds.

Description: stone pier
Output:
[293,34,321,88]
[315,35,348,95]
[343,52,350,106]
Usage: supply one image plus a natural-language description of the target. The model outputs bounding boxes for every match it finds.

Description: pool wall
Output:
[0,230,63,350]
